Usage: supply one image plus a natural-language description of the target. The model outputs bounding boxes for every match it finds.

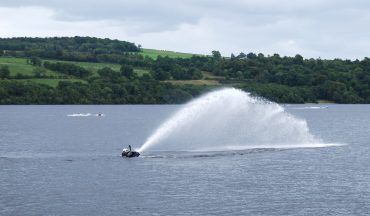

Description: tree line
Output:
[0,79,205,104]
[0,36,140,63]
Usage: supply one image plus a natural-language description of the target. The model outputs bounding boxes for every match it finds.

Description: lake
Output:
[1,105,369,215]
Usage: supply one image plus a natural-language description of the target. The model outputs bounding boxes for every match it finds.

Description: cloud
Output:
[0,7,129,38]
[0,0,370,59]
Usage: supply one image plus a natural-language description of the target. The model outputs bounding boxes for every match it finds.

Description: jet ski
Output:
[121,145,140,158]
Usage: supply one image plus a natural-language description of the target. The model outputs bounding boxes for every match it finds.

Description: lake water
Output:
[1,105,369,215]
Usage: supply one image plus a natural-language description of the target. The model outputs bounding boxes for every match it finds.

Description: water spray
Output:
[139,88,326,153]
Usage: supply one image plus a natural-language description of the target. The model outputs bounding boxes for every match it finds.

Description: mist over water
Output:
[138,88,324,153]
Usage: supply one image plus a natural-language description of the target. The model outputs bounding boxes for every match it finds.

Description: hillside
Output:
[0,37,369,104]
[141,48,198,59]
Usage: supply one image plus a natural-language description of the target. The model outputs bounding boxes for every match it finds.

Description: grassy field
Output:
[0,57,61,76]
[1,55,218,88]
[0,57,90,87]
[0,46,196,77]
[0,57,151,77]
[140,48,197,59]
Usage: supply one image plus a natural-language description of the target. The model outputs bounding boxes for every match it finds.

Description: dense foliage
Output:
[44,61,91,78]
[0,66,10,79]
[0,79,204,104]
[0,37,140,63]
[209,53,370,103]
[0,37,369,104]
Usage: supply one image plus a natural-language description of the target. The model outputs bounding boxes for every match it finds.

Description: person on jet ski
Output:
[122,145,140,157]
[126,145,133,157]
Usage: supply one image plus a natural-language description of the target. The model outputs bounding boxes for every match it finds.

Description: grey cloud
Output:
[0,0,367,32]
[1,0,370,59]
[0,0,359,30]
[0,0,203,33]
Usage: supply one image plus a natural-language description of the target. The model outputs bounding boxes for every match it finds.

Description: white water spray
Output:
[139,88,328,153]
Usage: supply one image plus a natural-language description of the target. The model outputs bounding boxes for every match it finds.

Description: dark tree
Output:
[29,56,42,66]
[293,54,304,65]
[152,68,170,80]
[237,52,247,59]
[32,67,47,78]
[0,66,10,79]
[97,67,121,81]
[44,61,91,78]
[212,50,222,59]
[247,52,257,60]
[120,65,135,79]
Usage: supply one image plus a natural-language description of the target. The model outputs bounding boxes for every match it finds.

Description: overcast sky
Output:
[0,0,369,59]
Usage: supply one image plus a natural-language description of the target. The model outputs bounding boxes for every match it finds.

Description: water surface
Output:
[1,105,369,215]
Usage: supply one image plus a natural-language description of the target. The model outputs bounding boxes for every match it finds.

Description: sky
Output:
[0,0,369,59]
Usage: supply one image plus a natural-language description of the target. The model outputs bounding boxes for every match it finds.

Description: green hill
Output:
[0,36,369,104]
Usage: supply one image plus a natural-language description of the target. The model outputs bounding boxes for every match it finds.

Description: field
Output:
[0,57,98,87]
[140,48,197,59]
[0,57,153,87]
[0,57,60,76]
[0,49,209,88]
[0,46,198,76]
